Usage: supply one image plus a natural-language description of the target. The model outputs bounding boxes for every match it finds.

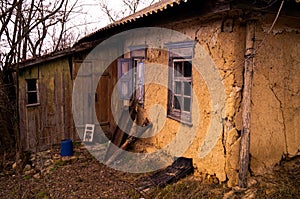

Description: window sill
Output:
[26,103,40,108]
[167,115,192,127]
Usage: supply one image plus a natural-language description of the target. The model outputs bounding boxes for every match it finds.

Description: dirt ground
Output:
[0,143,299,199]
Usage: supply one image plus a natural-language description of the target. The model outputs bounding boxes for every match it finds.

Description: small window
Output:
[168,59,192,124]
[166,41,195,125]
[117,59,133,100]
[117,46,146,104]
[26,79,39,106]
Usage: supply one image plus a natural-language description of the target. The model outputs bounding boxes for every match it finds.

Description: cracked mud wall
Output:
[186,18,245,186]
[251,15,300,175]
[122,14,300,184]
[132,17,245,185]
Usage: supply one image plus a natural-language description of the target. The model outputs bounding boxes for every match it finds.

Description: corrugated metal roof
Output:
[76,0,191,44]
[106,0,189,27]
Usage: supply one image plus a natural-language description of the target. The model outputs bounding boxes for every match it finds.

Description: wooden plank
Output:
[109,60,119,135]
[238,20,256,188]
[105,117,152,165]
[104,106,137,161]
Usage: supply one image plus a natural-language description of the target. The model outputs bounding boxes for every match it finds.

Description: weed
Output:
[55,160,66,167]
[23,175,31,180]
[73,141,81,147]
[36,190,48,198]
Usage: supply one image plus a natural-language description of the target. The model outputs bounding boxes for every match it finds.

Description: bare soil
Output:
[0,143,299,199]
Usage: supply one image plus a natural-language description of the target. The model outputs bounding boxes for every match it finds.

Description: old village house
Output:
[17,0,300,187]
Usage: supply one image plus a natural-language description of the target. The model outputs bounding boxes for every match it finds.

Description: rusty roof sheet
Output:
[77,0,191,44]
[105,0,189,27]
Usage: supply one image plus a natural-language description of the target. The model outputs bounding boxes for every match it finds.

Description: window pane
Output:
[184,97,191,112]
[174,62,182,77]
[28,92,38,104]
[175,81,181,94]
[27,79,37,91]
[184,82,191,96]
[184,61,192,77]
[174,95,181,110]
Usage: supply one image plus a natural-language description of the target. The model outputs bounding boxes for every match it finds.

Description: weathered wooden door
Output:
[73,61,95,137]
[96,71,110,127]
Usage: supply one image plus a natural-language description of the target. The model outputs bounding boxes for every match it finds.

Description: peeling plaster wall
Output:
[132,17,245,185]
[120,13,299,186]
[81,13,299,185]
[251,15,300,175]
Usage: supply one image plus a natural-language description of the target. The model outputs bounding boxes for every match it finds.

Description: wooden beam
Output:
[238,20,256,188]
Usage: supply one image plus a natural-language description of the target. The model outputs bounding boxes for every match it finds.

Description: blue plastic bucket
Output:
[60,139,73,156]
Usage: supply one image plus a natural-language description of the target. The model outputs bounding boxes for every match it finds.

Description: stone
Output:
[222,190,235,199]
[62,156,72,162]
[41,166,53,176]
[30,156,36,162]
[78,155,86,160]
[33,173,41,179]
[233,186,246,192]
[44,159,53,167]
[24,169,35,176]
[265,188,276,196]
[12,162,17,170]
[247,178,258,187]
[70,156,77,161]
[242,188,257,199]
[52,154,61,160]
[23,164,31,172]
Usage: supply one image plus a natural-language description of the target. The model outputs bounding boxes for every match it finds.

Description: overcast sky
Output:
[0,0,157,63]
[73,0,158,37]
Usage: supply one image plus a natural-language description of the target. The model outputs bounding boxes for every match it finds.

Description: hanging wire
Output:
[253,0,279,10]
[255,0,285,53]
[219,0,285,82]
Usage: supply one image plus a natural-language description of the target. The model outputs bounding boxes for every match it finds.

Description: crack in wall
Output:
[222,119,228,183]
[269,84,289,155]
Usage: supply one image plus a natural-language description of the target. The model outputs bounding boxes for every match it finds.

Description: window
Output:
[168,59,192,124]
[166,41,195,124]
[117,59,132,100]
[133,59,145,104]
[117,46,146,104]
[26,79,39,106]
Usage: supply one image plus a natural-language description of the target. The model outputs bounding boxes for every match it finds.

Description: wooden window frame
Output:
[168,58,192,125]
[117,46,146,104]
[26,79,40,107]
[129,45,146,105]
[117,58,133,100]
[166,41,195,125]
[132,58,145,105]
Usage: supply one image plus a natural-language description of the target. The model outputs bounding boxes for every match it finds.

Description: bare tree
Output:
[0,0,80,166]
[98,0,158,23]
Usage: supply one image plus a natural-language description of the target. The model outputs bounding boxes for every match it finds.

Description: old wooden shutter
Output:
[135,60,144,104]
[118,58,132,100]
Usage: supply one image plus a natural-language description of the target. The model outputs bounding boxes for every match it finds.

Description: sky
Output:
[72,0,158,38]
[0,0,157,66]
